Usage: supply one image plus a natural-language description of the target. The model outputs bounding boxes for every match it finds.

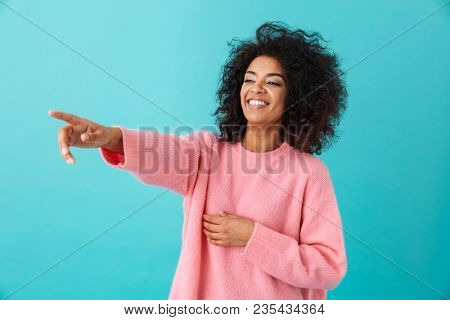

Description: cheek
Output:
[240,88,247,104]
[276,89,287,105]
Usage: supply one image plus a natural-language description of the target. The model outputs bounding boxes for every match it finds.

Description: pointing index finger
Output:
[48,110,82,125]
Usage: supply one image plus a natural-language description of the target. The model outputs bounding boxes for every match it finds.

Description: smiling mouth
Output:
[246,99,270,109]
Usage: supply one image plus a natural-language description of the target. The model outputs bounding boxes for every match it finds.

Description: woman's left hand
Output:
[203,211,255,247]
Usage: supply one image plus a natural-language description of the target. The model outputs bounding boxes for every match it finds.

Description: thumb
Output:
[80,130,102,143]
[80,133,93,142]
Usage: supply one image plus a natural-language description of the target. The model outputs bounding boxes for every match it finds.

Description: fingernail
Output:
[62,147,68,155]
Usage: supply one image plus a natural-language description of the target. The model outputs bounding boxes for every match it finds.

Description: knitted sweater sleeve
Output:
[98,125,204,196]
[239,160,347,290]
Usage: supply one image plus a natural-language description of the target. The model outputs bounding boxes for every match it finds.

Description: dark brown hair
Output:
[212,21,348,155]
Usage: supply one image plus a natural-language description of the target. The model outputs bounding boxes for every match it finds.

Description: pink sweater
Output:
[99,126,347,300]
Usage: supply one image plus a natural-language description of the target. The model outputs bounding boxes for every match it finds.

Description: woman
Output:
[48,21,348,300]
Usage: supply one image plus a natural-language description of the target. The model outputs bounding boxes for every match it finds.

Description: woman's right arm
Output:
[98,125,205,196]
[101,127,124,154]
[48,110,207,196]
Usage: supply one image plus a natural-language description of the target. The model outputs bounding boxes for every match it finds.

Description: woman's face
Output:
[240,55,287,127]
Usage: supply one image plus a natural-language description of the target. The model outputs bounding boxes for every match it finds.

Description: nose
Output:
[250,82,265,94]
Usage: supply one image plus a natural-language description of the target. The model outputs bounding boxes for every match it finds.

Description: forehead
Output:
[246,55,285,76]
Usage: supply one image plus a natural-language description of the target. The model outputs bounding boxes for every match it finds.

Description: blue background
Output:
[0,0,449,299]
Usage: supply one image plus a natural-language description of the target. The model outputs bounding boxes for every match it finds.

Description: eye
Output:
[244,79,280,86]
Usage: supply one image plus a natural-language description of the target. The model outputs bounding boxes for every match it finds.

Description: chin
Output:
[244,116,269,126]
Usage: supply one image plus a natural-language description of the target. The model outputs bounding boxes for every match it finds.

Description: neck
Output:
[242,123,283,153]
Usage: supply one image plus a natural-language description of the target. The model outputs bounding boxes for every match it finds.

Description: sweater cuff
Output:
[240,222,292,264]
[99,125,141,172]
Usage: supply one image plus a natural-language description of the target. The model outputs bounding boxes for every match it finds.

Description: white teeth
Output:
[248,99,269,106]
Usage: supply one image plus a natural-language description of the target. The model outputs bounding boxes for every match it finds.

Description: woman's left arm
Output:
[203,192,347,290]
[239,192,347,291]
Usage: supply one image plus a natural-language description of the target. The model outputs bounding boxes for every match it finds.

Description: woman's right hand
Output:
[48,109,121,165]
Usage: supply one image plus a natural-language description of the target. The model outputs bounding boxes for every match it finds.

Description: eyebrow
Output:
[245,70,286,83]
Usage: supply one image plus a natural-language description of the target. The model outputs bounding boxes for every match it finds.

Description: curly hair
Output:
[212,21,348,155]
